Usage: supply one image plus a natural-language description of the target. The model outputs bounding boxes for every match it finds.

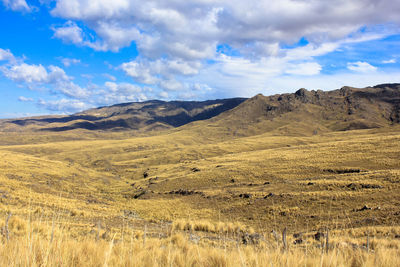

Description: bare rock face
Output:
[294,88,311,102]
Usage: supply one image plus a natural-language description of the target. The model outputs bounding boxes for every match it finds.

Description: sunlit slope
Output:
[180,84,400,138]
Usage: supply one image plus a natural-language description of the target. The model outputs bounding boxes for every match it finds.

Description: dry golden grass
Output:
[1,214,400,267]
[0,122,400,265]
[1,126,400,229]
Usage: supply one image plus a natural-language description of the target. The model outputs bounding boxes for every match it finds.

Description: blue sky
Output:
[0,0,399,118]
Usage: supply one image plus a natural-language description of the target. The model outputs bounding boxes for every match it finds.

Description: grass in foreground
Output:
[1,215,400,267]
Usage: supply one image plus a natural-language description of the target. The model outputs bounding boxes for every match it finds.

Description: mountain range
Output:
[1,83,399,135]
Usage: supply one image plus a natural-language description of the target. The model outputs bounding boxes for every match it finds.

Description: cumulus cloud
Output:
[61,58,81,67]
[159,79,183,91]
[52,21,83,45]
[120,58,201,87]
[285,62,322,76]
[84,23,140,52]
[36,80,147,112]
[158,91,168,99]
[45,0,400,99]
[49,0,400,55]
[347,61,377,73]
[382,59,396,64]
[104,81,141,94]
[2,63,48,83]
[191,83,212,92]
[0,49,153,113]
[18,96,33,102]
[38,98,90,113]
[1,0,31,12]
[0,48,15,62]
[1,62,89,98]
[120,61,158,85]
[2,63,64,84]
[85,81,148,106]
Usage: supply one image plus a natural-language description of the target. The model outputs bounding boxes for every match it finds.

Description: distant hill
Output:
[196,83,400,137]
[0,98,246,132]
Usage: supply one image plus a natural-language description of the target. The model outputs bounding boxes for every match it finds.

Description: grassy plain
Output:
[0,124,400,266]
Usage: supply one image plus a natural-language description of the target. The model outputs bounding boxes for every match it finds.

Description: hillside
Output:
[0,98,246,132]
[194,83,400,137]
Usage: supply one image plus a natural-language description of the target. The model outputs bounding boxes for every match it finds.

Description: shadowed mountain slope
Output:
[0,98,246,132]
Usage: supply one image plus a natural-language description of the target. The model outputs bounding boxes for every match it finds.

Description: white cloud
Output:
[285,62,322,76]
[2,63,71,85]
[0,48,15,62]
[163,60,200,76]
[104,81,141,94]
[1,0,31,12]
[52,21,83,45]
[121,58,201,82]
[53,80,88,98]
[45,0,400,99]
[120,58,204,94]
[212,54,322,80]
[84,23,140,52]
[47,65,70,82]
[192,83,212,91]
[95,81,146,105]
[347,61,377,73]
[102,73,116,81]
[159,79,183,91]
[61,58,81,67]
[1,62,89,98]
[382,59,396,64]
[0,49,154,113]
[49,0,400,56]
[120,61,158,84]
[18,96,33,102]
[2,63,48,83]
[158,91,168,99]
[38,98,90,113]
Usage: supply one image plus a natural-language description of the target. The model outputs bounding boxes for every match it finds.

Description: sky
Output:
[0,0,400,118]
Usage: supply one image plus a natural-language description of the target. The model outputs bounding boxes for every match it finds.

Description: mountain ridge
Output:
[0,98,247,132]
[183,83,400,138]
[1,83,399,135]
